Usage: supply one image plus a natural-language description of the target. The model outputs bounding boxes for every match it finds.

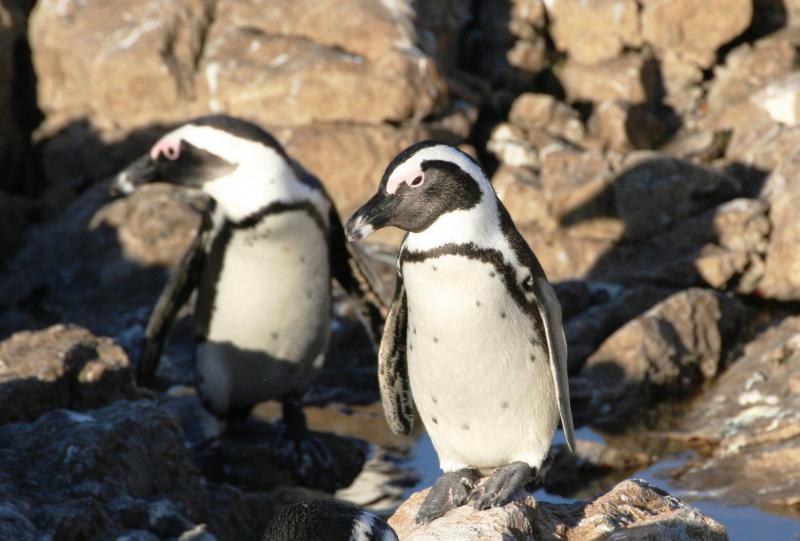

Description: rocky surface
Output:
[389,479,729,541]
[2,0,800,537]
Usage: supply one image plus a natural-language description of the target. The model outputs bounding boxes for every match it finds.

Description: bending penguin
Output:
[345,141,575,523]
[111,114,384,490]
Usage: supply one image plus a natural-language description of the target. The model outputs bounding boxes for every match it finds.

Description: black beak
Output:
[110,154,159,197]
[345,191,398,242]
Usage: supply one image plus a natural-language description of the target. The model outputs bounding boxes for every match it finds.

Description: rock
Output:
[707,36,799,123]
[759,152,800,300]
[750,72,800,127]
[665,316,800,512]
[487,122,569,170]
[576,288,752,426]
[549,0,641,65]
[0,182,198,342]
[0,400,211,539]
[641,0,752,68]
[558,54,658,104]
[507,93,585,145]
[493,165,555,232]
[658,51,705,118]
[614,152,741,240]
[563,284,674,373]
[539,148,616,225]
[389,479,728,540]
[0,324,138,425]
[695,198,770,293]
[588,100,670,151]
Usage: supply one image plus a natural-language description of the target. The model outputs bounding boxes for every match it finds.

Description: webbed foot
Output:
[415,468,479,524]
[469,461,534,510]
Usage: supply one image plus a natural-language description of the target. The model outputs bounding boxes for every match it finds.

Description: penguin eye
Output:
[410,175,423,187]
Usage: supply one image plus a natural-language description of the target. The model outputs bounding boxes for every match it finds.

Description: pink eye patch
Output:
[150,138,181,161]
[387,170,424,194]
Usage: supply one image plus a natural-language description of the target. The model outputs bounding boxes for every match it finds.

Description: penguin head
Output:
[112,115,297,221]
[345,141,488,241]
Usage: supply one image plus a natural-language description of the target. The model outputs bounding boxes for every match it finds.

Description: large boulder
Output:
[576,288,752,426]
[389,479,728,540]
[760,153,800,299]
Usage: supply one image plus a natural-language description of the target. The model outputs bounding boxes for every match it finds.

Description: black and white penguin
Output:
[262,500,398,541]
[111,114,384,490]
[345,141,576,523]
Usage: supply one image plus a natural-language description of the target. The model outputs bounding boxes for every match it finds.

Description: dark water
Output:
[404,428,800,541]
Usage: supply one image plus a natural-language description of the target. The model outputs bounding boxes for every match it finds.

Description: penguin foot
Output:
[415,468,479,524]
[469,461,533,510]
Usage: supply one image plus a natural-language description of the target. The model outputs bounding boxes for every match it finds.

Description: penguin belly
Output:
[404,254,559,472]
[196,210,331,414]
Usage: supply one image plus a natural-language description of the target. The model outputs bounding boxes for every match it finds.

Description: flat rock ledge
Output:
[389,479,728,541]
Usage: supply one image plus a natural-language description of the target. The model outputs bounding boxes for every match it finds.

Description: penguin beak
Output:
[345,191,398,242]
[110,154,159,197]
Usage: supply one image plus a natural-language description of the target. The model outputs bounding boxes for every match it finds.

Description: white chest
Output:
[403,253,558,472]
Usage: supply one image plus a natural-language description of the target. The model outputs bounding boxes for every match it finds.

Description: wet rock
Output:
[576,288,752,426]
[548,0,641,65]
[558,54,658,104]
[614,152,741,241]
[759,152,800,300]
[665,316,800,512]
[0,400,210,539]
[0,324,138,425]
[641,0,752,68]
[389,479,728,540]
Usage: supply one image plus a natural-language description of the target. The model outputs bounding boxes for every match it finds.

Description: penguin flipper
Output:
[138,207,212,387]
[378,274,413,436]
[532,273,576,452]
[327,204,388,347]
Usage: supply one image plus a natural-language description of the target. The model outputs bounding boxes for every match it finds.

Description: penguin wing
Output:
[327,201,388,348]
[137,206,213,387]
[531,270,577,452]
[378,273,413,435]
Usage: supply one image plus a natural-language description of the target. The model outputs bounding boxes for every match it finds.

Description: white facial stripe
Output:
[386,145,492,196]
[386,167,423,194]
[150,137,181,160]
[156,123,329,222]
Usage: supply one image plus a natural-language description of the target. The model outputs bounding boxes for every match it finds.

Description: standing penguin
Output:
[111,115,384,490]
[345,141,575,523]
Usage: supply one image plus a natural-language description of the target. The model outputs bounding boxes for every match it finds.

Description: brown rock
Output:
[549,0,641,65]
[707,37,799,123]
[540,148,615,223]
[658,51,705,117]
[508,93,585,144]
[614,152,741,240]
[641,0,752,68]
[389,479,728,540]
[667,316,800,512]
[695,198,769,293]
[577,288,752,425]
[487,122,570,170]
[588,100,669,151]
[558,54,657,104]
[493,165,555,232]
[0,324,137,425]
[760,153,800,300]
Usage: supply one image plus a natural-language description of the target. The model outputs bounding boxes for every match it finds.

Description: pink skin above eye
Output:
[386,170,424,194]
[150,138,181,161]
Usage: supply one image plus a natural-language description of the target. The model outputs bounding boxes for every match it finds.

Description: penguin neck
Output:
[406,195,502,252]
[203,161,315,225]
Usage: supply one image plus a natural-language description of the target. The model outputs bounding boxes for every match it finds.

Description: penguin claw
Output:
[415,468,478,524]
[469,462,533,511]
